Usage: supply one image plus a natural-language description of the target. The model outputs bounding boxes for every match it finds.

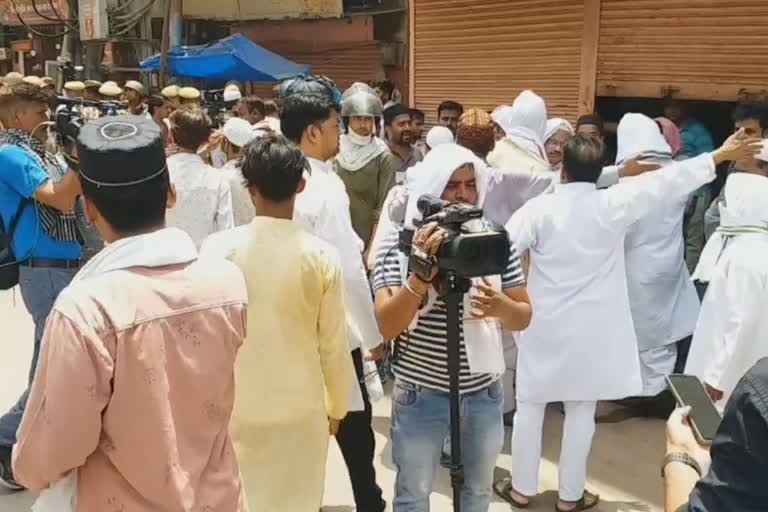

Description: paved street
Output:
[0,288,663,512]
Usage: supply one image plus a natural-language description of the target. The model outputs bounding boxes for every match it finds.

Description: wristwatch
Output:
[662,452,702,478]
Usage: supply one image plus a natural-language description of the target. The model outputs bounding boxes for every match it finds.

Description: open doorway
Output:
[594,96,737,194]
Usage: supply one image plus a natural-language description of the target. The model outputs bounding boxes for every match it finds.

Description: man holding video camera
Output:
[0,83,82,490]
[372,143,532,512]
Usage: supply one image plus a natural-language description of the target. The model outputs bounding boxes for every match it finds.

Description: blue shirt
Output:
[0,145,81,260]
[680,119,714,158]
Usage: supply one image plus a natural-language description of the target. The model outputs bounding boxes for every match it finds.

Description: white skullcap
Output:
[426,126,454,149]
[223,85,242,103]
[223,117,257,148]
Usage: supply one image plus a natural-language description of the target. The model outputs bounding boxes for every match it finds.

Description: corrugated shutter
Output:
[597,0,768,100]
[413,0,584,124]
[244,40,383,99]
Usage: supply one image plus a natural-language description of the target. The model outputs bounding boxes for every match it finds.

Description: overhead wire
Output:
[9,0,74,38]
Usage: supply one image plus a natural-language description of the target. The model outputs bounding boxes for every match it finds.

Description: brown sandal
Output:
[555,490,600,512]
[493,477,532,509]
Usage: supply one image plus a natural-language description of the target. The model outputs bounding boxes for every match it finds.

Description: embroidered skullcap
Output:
[77,115,166,188]
[456,108,495,157]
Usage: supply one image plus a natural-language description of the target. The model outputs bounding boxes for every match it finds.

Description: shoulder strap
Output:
[7,197,30,239]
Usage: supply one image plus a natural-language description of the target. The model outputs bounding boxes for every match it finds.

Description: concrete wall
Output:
[183,0,342,21]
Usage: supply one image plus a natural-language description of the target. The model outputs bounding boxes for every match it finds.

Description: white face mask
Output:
[347,128,373,146]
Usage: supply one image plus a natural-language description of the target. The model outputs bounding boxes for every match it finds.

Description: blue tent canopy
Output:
[139,33,309,82]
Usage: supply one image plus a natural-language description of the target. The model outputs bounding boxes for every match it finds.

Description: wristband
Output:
[661,452,702,478]
[404,281,426,301]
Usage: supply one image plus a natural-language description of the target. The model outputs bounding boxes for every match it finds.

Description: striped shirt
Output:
[372,243,525,394]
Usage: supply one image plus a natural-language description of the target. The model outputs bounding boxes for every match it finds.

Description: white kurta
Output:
[685,233,768,408]
[166,152,234,248]
[294,157,384,410]
[615,115,701,395]
[505,153,716,403]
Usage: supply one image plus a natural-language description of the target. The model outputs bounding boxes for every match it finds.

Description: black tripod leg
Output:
[445,287,463,512]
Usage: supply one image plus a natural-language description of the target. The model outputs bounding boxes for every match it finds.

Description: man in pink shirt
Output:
[11,116,249,512]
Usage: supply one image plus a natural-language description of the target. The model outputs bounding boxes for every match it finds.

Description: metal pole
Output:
[158,0,172,87]
[445,271,465,512]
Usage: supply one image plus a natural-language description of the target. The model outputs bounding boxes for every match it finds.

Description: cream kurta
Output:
[506,153,716,403]
[12,232,248,512]
[205,217,353,512]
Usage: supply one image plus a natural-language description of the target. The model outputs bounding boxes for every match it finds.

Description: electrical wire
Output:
[109,0,140,15]
[112,0,154,20]
[29,0,71,23]
[109,0,154,35]
[9,0,74,38]
[47,0,77,22]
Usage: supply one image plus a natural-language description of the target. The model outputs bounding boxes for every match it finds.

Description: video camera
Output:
[400,194,510,280]
[50,95,127,145]
[203,89,238,128]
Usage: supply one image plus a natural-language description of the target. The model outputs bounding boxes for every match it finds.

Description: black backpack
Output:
[0,199,30,290]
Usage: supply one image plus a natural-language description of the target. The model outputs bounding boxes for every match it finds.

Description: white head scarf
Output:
[403,143,490,229]
[491,90,549,165]
[615,113,672,165]
[336,130,389,172]
[425,126,454,150]
[545,117,575,142]
[693,171,768,282]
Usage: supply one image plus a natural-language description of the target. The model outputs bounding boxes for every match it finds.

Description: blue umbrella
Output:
[140,33,310,81]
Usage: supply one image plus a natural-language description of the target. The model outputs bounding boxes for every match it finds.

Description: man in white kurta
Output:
[686,152,768,410]
[499,132,744,511]
[281,92,387,511]
[616,114,702,399]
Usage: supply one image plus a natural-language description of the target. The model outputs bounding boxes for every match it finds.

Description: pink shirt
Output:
[13,260,249,512]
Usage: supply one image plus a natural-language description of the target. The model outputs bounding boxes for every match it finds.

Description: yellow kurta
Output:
[215,217,353,512]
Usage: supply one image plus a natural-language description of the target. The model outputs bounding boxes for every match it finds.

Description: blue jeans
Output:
[0,266,76,446]
[391,379,504,512]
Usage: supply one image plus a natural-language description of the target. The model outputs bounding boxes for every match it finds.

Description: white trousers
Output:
[502,333,518,413]
[639,343,677,396]
[511,400,597,502]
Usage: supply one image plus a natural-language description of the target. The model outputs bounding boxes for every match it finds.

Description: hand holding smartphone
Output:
[665,374,723,445]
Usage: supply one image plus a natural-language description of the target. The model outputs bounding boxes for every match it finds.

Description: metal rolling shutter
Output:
[597,0,768,101]
[246,40,383,100]
[413,0,584,124]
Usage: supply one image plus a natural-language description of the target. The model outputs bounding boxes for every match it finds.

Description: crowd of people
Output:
[0,68,766,512]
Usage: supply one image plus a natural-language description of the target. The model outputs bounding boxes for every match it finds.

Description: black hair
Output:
[0,83,48,126]
[438,100,463,117]
[148,94,165,116]
[562,134,605,184]
[280,93,336,144]
[81,165,169,235]
[732,102,768,130]
[373,79,394,97]
[384,103,410,126]
[409,108,425,122]
[264,99,278,117]
[240,96,266,117]
[342,116,381,134]
[239,134,308,202]
[576,113,604,134]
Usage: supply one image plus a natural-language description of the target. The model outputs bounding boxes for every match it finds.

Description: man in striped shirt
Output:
[372,143,532,512]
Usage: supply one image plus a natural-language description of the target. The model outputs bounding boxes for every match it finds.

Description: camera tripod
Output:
[440,270,472,512]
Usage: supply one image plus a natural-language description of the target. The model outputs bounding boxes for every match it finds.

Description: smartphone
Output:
[666,374,723,445]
